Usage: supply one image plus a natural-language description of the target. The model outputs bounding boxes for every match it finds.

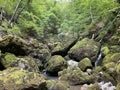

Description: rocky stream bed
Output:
[0,31,120,90]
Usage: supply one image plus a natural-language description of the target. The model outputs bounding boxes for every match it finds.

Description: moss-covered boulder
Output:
[46,80,70,90]
[51,38,77,57]
[28,39,50,62]
[93,66,116,85]
[101,46,109,56]
[1,53,17,68]
[1,53,41,72]
[86,83,101,90]
[117,83,120,90]
[102,53,120,64]
[115,60,120,83]
[109,45,120,53]
[0,67,46,90]
[45,55,67,75]
[58,66,96,85]
[108,35,120,45]
[0,35,50,62]
[78,58,92,71]
[68,38,100,62]
[103,62,116,75]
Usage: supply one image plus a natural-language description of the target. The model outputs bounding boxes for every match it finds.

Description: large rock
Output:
[0,35,50,62]
[46,80,70,90]
[78,58,92,71]
[1,53,41,72]
[0,67,46,90]
[102,53,120,64]
[58,66,96,85]
[45,55,67,75]
[51,38,77,57]
[68,38,100,62]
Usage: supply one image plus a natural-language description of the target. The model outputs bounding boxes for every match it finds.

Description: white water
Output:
[95,45,103,67]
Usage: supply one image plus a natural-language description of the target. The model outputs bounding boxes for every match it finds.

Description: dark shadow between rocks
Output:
[0,43,26,56]
[0,62,6,71]
[51,38,78,57]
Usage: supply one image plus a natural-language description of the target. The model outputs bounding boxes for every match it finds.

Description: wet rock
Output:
[0,67,46,90]
[68,38,100,62]
[45,55,67,75]
[1,53,41,72]
[58,66,95,85]
[78,58,92,71]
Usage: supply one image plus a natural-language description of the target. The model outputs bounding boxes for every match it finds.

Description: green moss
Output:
[101,46,109,56]
[93,66,102,73]
[103,62,116,75]
[52,44,63,52]
[59,66,94,85]
[86,83,100,90]
[10,71,27,79]
[68,38,100,62]
[78,58,92,71]
[46,80,56,89]
[46,55,67,74]
[1,53,17,68]
[69,38,89,51]
[102,53,120,64]
[117,83,120,90]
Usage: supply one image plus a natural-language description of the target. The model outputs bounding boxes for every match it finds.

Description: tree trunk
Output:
[8,0,22,27]
[15,0,31,22]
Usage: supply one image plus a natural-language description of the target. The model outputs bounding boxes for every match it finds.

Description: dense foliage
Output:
[0,0,120,42]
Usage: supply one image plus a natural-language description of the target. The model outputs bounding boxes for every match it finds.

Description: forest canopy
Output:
[0,0,120,42]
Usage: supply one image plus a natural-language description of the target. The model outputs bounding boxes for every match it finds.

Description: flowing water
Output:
[95,45,103,67]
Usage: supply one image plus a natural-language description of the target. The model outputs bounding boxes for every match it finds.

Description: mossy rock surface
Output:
[46,80,70,90]
[0,35,50,61]
[51,38,77,56]
[68,38,100,62]
[86,83,101,90]
[1,53,41,72]
[0,67,46,90]
[101,46,109,56]
[102,53,120,64]
[58,66,95,85]
[45,55,67,75]
[117,83,120,90]
[78,58,92,71]
[103,62,116,75]
[1,53,17,68]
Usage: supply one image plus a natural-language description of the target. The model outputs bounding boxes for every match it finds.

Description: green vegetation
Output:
[0,0,119,42]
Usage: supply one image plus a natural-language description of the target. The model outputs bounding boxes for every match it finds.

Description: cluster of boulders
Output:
[0,32,120,90]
